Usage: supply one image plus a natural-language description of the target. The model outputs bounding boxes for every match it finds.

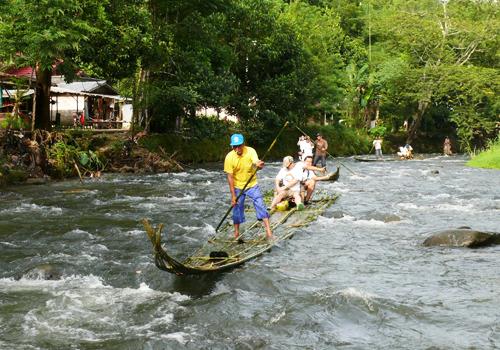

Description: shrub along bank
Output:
[5,120,448,187]
[141,123,373,164]
[467,138,500,170]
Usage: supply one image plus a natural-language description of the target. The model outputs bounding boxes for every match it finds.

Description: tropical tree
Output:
[281,1,346,125]
[371,0,499,145]
[0,0,107,130]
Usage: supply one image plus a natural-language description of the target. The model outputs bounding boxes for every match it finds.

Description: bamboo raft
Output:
[143,191,339,275]
[353,155,398,162]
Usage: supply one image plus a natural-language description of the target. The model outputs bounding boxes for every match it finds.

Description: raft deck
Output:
[144,192,339,275]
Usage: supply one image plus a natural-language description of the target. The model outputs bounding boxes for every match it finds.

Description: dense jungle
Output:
[0,0,499,180]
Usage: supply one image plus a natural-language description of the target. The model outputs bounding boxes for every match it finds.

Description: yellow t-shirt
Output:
[224,146,259,189]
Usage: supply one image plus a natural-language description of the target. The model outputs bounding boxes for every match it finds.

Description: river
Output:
[0,155,499,349]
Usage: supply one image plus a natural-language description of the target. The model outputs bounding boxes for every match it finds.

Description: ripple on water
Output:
[1,157,499,349]
[1,276,191,345]
[0,202,63,216]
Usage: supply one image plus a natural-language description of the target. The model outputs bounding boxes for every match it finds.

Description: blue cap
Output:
[230,133,244,146]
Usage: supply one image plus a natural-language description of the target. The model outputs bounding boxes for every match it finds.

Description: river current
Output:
[0,155,499,349]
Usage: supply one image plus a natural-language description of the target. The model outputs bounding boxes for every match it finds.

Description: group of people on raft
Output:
[223,133,337,240]
[373,137,414,160]
[373,137,452,159]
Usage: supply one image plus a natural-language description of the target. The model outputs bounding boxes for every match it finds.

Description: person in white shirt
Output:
[373,137,383,158]
[297,136,306,160]
[301,156,338,204]
[397,144,413,159]
[270,155,330,210]
[270,156,304,210]
[302,136,314,160]
[297,135,314,161]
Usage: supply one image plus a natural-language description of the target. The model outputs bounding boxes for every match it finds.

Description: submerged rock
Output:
[18,264,63,280]
[423,228,500,248]
[365,212,401,223]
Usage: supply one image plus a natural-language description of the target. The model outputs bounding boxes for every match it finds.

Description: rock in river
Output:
[423,228,500,248]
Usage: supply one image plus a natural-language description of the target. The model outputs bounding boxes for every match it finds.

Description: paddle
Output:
[294,124,357,175]
[215,120,289,232]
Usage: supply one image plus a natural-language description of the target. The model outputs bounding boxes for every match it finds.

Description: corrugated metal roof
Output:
[2,87,130,101]
[50,87,130,101]
[56,80,113,93]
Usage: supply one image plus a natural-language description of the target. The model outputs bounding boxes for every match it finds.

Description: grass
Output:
[467,138,500,169]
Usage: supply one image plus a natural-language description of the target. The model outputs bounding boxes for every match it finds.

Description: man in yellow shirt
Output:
[224,133,272,240]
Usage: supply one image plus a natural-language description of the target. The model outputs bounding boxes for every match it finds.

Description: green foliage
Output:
[467,137,500,169]
[184,116,235,140]
[369,125,387,138]
[0,113,29,130]
[0,0,105,71]
[79,150,105,171]
[1,0,497,148]
[0,168,28,185]
[141,133,228,163]
[46,141,79,178]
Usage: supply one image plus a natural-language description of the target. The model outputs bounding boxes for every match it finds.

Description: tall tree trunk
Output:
[131,65,142,131]
[143,69,151,132]
[30,65,36,133]
[34,67,52,131]
[31,87,37,133]
[135,68,149,130]
[406,100,429,145]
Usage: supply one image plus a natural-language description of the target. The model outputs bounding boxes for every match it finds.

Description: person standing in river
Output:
[313,133,328,168]
[373,137,383,158]
[224,133,272,240]
[443,137,452,156]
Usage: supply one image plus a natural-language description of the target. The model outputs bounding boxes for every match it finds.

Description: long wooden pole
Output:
[215,120,289,232]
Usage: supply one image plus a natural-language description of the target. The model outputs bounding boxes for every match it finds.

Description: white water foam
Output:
[0,203,63,216]
[420,193,452,200]
[0,241,18,247]
[126,229,145,236]
[63,229,95,240]
[397,201,476,213]
[159,332,191,345]
[137,203,156,210]
[317,287,378,312]
[149,194,197,203]
[1,276,191,343]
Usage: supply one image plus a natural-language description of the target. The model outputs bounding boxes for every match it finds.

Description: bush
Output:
[467,137,500,169]
[46,141,79,178]
[368,125,387,138]
[0,113,29,130]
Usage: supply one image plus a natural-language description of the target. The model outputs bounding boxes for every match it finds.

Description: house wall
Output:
[50,95,85,125]
[121,104,133,129]
[50,95,131,129]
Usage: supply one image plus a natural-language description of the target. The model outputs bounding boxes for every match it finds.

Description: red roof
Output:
[5,66,35,78]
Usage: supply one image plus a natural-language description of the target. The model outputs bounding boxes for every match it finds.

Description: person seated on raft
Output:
[301,155,338,204]
[397,144,413,160]
[270,156,326,211]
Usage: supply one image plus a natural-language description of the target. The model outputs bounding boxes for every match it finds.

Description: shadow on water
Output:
[171,273,224,298]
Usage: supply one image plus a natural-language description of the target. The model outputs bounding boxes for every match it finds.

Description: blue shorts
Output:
[233,185,269,225]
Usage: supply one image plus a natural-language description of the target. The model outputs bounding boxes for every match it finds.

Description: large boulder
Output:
[423,228,500,248]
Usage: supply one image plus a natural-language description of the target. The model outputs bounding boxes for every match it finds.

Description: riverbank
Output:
[0,129,184,187]
[467,138,500,170]
[0,126,463,187]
